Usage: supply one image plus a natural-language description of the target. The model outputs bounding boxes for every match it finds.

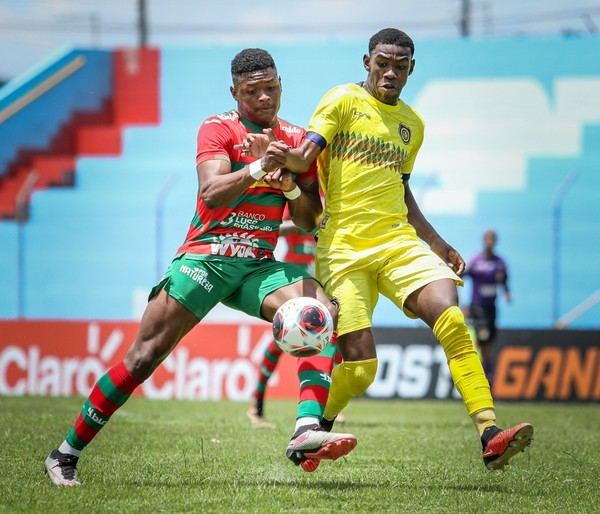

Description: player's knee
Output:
[343,359,378,397]
[124,341,168,381]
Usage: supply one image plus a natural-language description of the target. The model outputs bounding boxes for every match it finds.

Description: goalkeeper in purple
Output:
[464,229,511,385]
[239,28,533,472]
[43,48,356,487]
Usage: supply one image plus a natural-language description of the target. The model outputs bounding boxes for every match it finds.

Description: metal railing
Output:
[16,170,39,318]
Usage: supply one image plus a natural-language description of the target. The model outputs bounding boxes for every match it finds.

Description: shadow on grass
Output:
[97,473,545,497]
[446,482,543,496]
[113,477,378,490]
[334,420,382,429]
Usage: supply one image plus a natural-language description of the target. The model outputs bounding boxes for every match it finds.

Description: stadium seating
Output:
[0,39,598,327]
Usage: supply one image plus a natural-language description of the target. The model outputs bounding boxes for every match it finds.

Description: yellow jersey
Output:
[307,83,425,250]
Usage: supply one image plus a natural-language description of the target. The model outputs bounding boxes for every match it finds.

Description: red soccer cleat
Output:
[482,422,534,471]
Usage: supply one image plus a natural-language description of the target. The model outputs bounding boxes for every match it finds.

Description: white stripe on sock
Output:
[59,440,82,457]
[295,417,319,432]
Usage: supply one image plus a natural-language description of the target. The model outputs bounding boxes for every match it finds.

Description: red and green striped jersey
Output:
[177,110,317,259]
[283,229,317,265]
[280,205,317,265]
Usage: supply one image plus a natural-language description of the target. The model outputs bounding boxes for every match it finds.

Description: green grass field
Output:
[1,395,598,513]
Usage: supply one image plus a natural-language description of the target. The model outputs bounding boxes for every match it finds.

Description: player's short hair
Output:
[231,48,276,80]
[368,28,415,57]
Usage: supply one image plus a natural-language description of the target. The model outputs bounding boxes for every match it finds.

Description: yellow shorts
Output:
[316,229,463,336]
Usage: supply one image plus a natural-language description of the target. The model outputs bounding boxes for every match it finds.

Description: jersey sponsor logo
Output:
[236,210,265,221]
[179,264,214,291]
[219,211,273,231]
[203,112,239,125]
[398,124,411,144]
[210,232,260,258]
[280,125,302,134]
[352,109,372,121]
[215,111,239,122]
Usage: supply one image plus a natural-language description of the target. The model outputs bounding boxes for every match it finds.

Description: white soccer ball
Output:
[273,297,334,357]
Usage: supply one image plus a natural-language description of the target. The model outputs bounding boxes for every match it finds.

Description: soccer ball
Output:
[273,297,334,357]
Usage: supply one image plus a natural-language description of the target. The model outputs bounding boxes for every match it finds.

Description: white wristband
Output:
[283,185,301,200]
[248,160,266,180]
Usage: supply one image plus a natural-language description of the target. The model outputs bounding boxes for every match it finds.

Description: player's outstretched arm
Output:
[198,140,289,208]
[404,178,465,276]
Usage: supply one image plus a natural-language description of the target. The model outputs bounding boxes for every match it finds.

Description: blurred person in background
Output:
[464,229,511,385]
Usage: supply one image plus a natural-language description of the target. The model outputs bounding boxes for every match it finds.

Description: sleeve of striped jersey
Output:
[196,117,233,166]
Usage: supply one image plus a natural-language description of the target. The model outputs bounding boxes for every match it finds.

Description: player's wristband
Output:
[248,160,266,180]
[282,185,301,200]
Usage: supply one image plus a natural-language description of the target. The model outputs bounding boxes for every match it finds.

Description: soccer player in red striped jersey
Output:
[44,48,356,487]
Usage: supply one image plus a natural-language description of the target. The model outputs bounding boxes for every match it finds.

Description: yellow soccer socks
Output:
[471,409,497,436]
[433,306,496,434]
[323,358,378,421]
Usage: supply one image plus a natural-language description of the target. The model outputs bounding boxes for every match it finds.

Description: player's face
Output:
[230,68,281,127]
[363,44,414,105]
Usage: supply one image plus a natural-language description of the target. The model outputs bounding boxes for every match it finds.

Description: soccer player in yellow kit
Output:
[240,28,533,471]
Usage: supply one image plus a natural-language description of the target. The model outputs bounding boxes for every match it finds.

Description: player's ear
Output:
[279,76,282,92]
[230,84,238,101]
[409,59,415,76]
[363,53,370,72]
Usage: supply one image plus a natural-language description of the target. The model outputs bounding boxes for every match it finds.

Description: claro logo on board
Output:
[494,346,600,401]
[0,321,296,400]
[0,324,123,397]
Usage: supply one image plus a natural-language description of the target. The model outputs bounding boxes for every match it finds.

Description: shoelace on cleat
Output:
[56,455,79,479]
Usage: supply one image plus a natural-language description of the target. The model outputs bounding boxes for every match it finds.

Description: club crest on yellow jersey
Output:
[399,124,411,144]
